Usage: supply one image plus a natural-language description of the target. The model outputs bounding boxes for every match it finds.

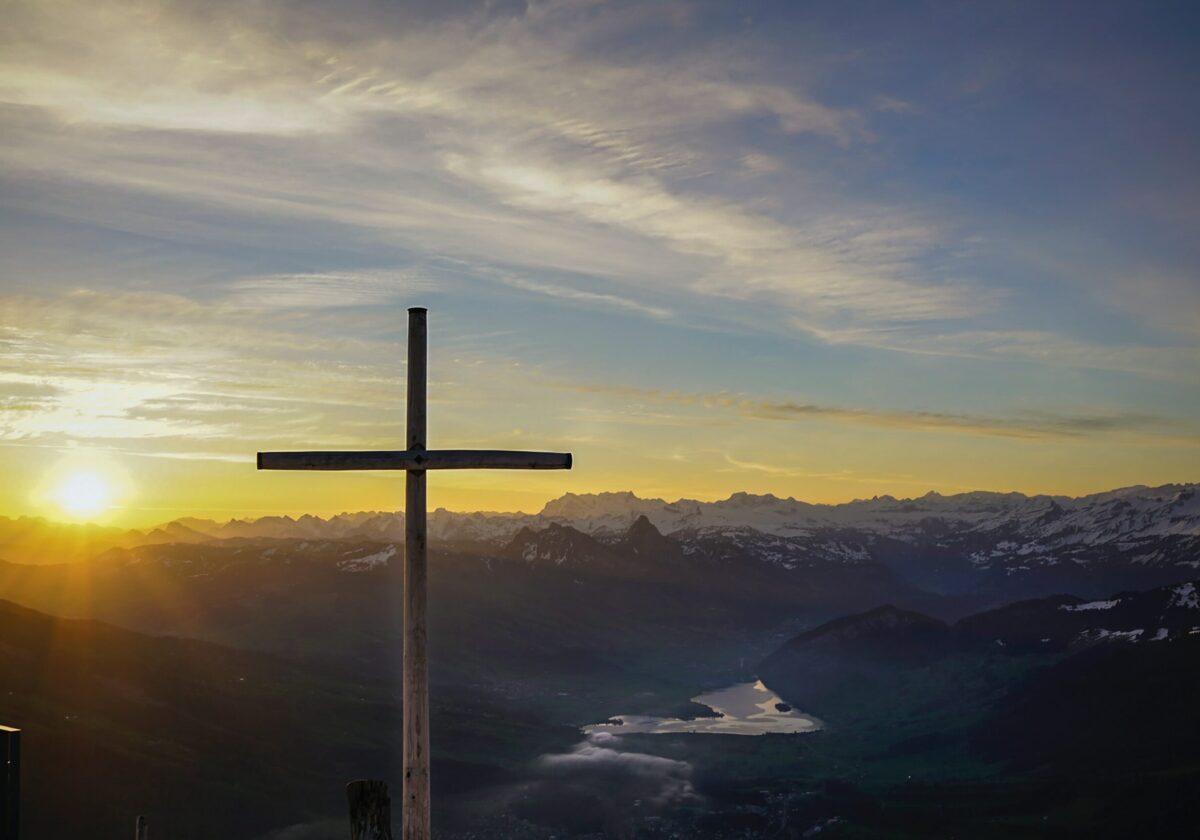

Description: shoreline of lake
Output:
[582,679,822,736]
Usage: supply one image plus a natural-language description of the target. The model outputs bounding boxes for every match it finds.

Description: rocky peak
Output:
[500,522,611,568]
[618,514,683,562]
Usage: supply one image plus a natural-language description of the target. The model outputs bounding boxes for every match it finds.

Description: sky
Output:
[1,0,1199,527]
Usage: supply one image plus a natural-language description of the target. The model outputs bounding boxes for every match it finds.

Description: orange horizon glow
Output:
[5,447,1197,532]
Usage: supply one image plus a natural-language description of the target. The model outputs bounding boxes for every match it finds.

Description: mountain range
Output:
[5,484,1198,605]
[760,577,1200,711]
[754,578,1200,837]
[0,513,906,697]
[12,483,1200,546]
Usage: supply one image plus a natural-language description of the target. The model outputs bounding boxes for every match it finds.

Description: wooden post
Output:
[134,814,148,840]
[1,726,19,840]
[347,779,393,840]
[402,307,430,840]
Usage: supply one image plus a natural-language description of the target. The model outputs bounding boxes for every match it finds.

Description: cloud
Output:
[225,271,429,310]
[0,0,978,337]
[536,731,696,806]
[2,281,1193,480]
[720,455,856,480]
[0,289,410,455]
[740,399,1160,441]
[739,152,784,174]
[790,321,1200,384]
[499,275,673,319]
[568,382,1183,442]
[875,96,917,114]
[442,147,972,324]
[718,456,980,489]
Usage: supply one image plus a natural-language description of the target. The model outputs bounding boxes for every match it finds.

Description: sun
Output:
[54,472,113,519]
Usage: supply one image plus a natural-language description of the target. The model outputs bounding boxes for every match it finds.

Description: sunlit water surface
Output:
[582,680,822,736]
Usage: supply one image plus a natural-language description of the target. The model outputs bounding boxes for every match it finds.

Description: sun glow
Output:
[54,472,113,519]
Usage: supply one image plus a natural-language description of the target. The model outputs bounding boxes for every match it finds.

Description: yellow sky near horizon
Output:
[5,416,1197,530]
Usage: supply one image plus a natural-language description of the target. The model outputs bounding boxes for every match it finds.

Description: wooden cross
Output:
[257,307,571,839]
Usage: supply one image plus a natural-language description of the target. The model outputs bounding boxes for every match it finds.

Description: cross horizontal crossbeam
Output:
[257,449,572,471]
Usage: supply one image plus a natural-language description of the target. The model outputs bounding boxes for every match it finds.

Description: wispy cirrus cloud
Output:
[0,289,408,455]
[0,0,973,334]
[497,275,673,319]
[719,454,853,479]
[717,455,980,490]
[791,321,1200,384]
[225,271,429,309]
[567,382,1189,443]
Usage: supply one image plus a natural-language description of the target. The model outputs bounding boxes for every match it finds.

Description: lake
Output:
[582,680,822,736]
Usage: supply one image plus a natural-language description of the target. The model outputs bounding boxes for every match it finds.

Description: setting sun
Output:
[54,473,112,519]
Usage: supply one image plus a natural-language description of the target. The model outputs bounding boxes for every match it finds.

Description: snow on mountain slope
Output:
[11,485,1195,599]
[1171,582,1198,609]
[14,483,1187,558]
[538,485,1200,544]
[672,526,871,570]
[501,523,620,569]
[956,578,1200,650]
[532,486,1200,590]
[337,544,396,572]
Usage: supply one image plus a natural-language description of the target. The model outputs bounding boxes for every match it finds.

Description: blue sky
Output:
[1,0,1197,524]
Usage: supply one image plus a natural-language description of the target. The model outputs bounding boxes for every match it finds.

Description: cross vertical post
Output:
[256,306,571,840]
[403,308,429,839]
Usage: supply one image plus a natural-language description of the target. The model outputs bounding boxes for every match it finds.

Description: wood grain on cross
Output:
[257,308,571,839]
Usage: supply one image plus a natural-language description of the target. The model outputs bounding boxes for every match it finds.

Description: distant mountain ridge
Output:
[755,577,1200,834]
[0,515,923,661]
[766,577,1200,666]
[758,577,1200,717]
[8,482,1199,547]
[3,484,1197,600]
